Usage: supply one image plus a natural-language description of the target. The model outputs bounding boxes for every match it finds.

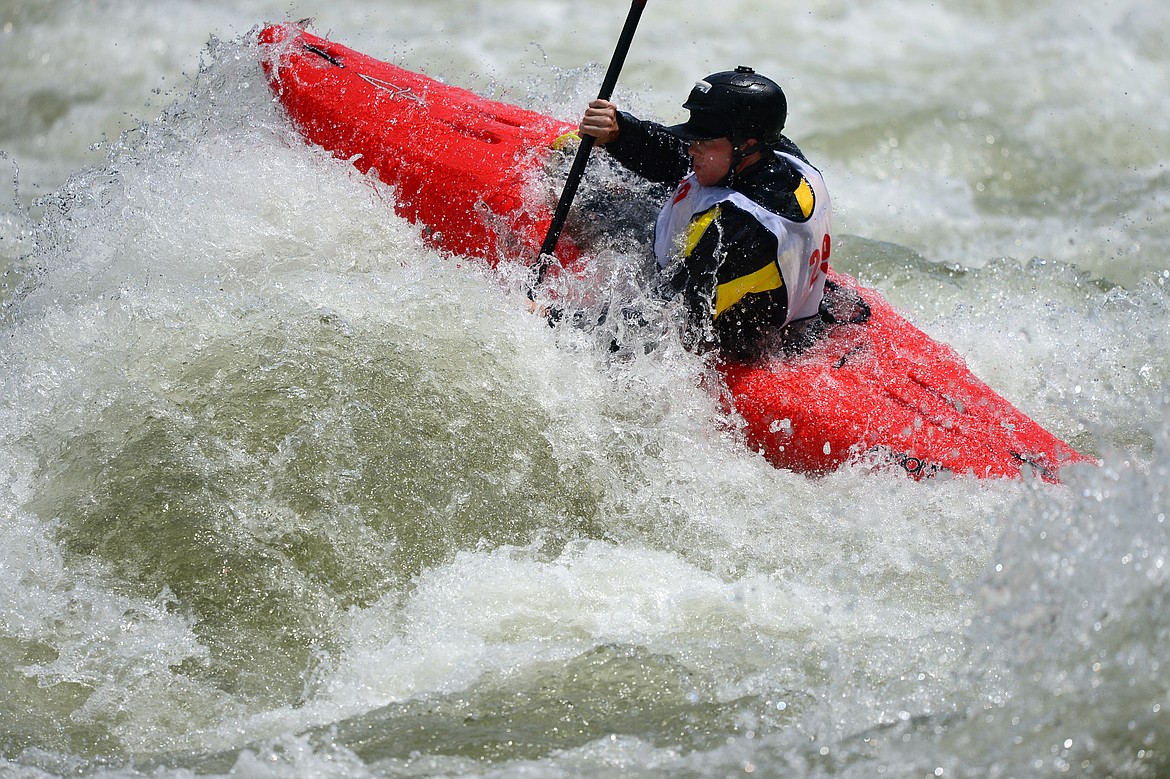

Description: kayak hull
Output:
[720,278,1088,480]
[258,23,1092,482]
[259,23,578,264]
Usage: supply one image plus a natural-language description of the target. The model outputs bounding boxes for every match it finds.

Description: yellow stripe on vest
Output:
[683,205,722,257]
[714,261,783,318]
[795,177,815,219]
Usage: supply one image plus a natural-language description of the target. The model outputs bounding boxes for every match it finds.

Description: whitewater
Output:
[1,1,1168,777]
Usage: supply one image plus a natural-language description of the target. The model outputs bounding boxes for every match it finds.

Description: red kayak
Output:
[258,22,1092,482]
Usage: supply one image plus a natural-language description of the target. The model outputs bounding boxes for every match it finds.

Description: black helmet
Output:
[667,66,787,145]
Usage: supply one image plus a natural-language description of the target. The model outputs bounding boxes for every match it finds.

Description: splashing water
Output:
[2,1,1169,777]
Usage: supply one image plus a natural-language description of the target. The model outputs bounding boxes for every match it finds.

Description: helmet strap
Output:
[722,136,768,186]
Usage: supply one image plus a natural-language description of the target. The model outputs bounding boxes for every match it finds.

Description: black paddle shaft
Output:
[533,0,648,286]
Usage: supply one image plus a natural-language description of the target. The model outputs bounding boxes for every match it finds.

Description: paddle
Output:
[531,0,649,289]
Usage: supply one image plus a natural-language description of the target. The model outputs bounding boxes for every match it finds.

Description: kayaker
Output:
[578,67,832,361]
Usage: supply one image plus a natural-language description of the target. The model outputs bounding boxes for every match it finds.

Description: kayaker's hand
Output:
[579,99,621,145]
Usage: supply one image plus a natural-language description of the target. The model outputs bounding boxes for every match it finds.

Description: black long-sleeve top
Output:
[602,112,817,360]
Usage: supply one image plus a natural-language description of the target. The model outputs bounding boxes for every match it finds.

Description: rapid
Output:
[1,1,1168,777]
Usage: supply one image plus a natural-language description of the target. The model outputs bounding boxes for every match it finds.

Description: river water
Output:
[2,1,1168,777]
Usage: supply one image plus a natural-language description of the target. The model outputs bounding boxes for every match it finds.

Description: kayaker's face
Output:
[688,137,734,186]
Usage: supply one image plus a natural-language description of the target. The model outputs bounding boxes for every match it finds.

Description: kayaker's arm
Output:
[579,100,691,185]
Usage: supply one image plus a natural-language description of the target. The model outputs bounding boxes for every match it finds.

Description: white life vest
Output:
[653,152,832,325]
